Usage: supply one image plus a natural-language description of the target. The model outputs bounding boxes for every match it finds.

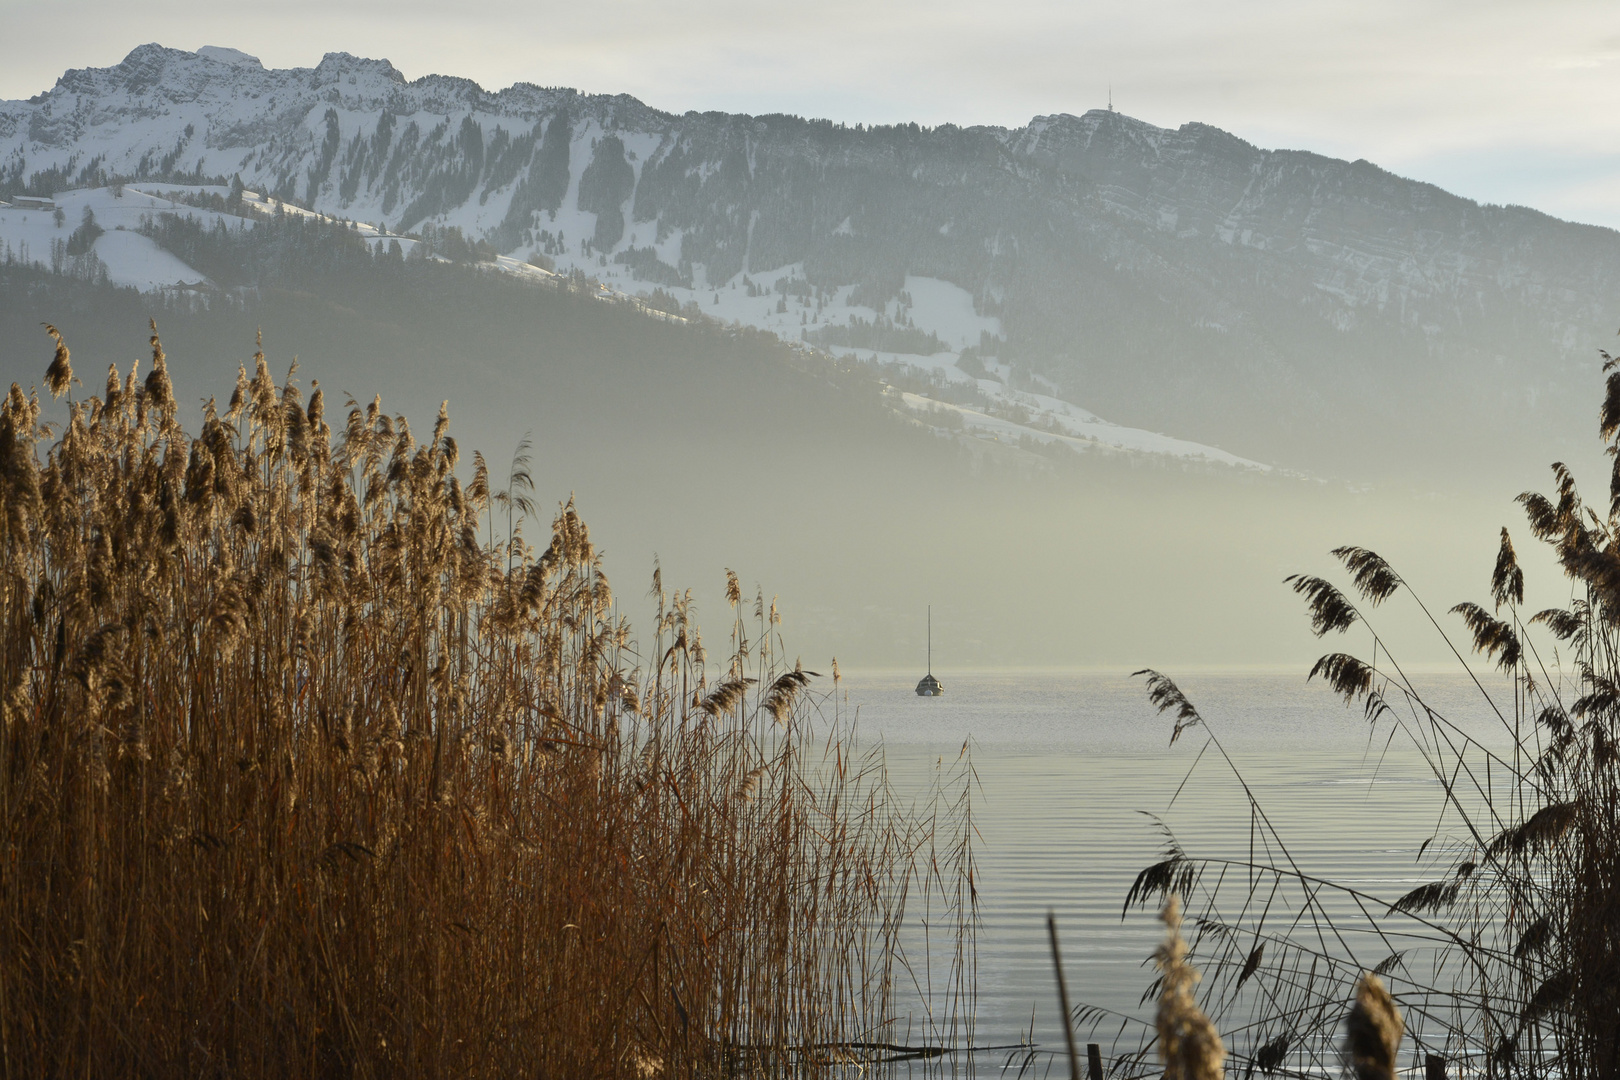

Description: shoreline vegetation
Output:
[21,314,1620,1080]
[1081,341,1620,1079]
[0,325,977,1077]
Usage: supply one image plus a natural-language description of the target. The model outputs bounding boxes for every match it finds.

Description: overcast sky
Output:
[3,0,1619,227]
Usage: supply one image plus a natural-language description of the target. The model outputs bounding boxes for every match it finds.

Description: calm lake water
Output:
[836,668,1519,1074]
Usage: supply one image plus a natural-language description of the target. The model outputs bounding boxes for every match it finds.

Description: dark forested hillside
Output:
[0,223,919,484]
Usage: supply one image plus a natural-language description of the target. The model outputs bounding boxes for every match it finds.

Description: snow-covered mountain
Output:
[5,43,1619,475]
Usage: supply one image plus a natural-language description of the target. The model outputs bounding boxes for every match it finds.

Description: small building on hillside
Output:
[8,195,55,211]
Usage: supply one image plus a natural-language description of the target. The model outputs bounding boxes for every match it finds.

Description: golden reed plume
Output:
[1345,973,1404,1080]
[1155,895,1226,1080]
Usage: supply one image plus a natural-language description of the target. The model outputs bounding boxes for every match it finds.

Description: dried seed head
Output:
[736,764,767,802]
[1155,895,1225,1080]
[227,363,249,423]
[144,318,175,414]
[160,745,191,801]
[43,324,72,399]
[1344,973,1403,1080]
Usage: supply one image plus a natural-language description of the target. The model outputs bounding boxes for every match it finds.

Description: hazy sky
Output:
[1,0,1618,226]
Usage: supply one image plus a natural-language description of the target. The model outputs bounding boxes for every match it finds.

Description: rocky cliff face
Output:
[5,44,1617,473]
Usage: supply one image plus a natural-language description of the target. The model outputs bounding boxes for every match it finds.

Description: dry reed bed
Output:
[0,325,974,1078]
[1078,346,1620,1079]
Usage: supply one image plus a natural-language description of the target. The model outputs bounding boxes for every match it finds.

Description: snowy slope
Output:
[582,257,1268,469]
[2,178,1258,471]
[0,183,567,293]
[0,186,232,289]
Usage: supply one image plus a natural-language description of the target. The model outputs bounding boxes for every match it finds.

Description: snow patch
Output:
[195,47,262,69]
[94,229,213,290]
[900,276,1000,351]
[898,393,1268,470]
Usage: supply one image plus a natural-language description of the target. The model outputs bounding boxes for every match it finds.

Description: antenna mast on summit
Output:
[927,606,932,676]
[1108,85,1113,112]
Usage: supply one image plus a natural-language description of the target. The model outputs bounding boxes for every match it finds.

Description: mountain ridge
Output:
[5,44,1619,477]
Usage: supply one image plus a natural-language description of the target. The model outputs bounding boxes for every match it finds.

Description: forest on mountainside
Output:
[0,220,1434,671]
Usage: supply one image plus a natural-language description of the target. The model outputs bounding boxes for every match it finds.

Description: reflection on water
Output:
[834,669,1516,1070]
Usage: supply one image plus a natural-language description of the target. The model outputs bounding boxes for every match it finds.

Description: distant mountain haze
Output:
[0,45,1610,669]
[5,44,1617,480]
[0,215,1579,673]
